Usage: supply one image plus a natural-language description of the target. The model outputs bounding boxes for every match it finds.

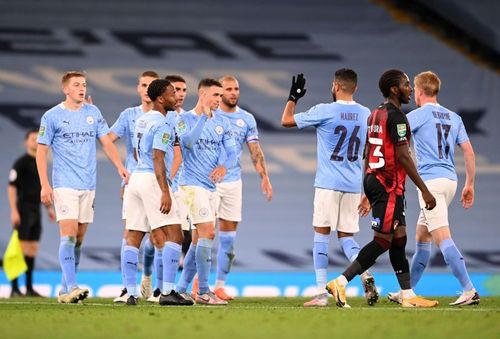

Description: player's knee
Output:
[206,230,216,240]
[392,236,407,249]
[374,236,391,251]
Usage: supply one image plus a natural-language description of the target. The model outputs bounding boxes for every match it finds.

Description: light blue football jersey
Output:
[110,106,148,174]
[177,111,236,191]
[166,110,182,191]
[294,101,370,193]
[37,103,110,190]
[133,111,176,180]
[215,106,259,183]
[407,103,469,181]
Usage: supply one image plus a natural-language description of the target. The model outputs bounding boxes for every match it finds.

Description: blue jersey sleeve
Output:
[94,107,110,138]
[152,123,173,152]
[37,113,54,146]
[110,110,128,138]
[456,117,469,145]
[179,114,208,148]
[246,114,259,143]
[294,104,326,129]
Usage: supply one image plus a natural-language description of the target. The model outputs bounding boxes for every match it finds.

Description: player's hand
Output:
[461,185,474,209]
[261,176,273,201]
[47,206,56,222]
[200,91,211,116]
[422,189,436,210]
[160,191,172,214]
[358,194,371,217]
[209,166,227,183]
[118,166,130,184]
[40,184,54,207]
[85,95,93,105]
[288,73,306,103]
[11,209,21,228]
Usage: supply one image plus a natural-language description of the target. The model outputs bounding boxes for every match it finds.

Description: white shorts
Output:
[125,172,182,232]
[216,179,242,222]
[53,188,95,223]
[180,185,217,225]
[174,190,191,231]
[121,185,128,220]
[417,178,457,231]
[312,188,360,233]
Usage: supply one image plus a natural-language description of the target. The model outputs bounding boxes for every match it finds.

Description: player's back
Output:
[134,111,173,174]
[366,102,411,195]
[407,103,469,181]
[295,101,370,193]
[110,106,145,173]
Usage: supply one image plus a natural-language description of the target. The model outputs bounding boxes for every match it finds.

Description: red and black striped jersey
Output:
[365,102,411,195]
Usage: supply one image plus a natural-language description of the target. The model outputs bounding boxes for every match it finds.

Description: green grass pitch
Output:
[0,297,498,339]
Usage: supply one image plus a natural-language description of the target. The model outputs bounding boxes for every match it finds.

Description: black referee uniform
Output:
[8,153,42,296]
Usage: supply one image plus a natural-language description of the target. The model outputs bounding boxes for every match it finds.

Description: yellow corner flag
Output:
[3,230,27,281]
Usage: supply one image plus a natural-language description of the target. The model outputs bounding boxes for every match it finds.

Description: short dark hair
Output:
[334,68,357,94]
[140,71,159,79]
[25,129,38,140]
[147,79,172,102]
[378,69,405,98]
[198,78,222,90]
[165,75,186,83]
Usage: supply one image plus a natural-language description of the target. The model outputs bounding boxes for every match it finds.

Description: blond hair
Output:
[414,71,441,97]
[61,71,86,84]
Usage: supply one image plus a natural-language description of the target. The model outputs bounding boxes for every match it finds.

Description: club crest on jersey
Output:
[162,133,170,144]
[397,124,406,137]
[86,116,94,125]
[39,126,45,137]
[177,120,186,133]
[236,119,245,127]
[215,126,224,135]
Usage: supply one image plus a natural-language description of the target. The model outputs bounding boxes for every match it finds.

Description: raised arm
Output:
[281,101,298,128]
[180,115,208,149]
[281,74,306,128]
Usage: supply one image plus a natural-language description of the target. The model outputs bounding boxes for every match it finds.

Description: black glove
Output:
[288,73,306,103]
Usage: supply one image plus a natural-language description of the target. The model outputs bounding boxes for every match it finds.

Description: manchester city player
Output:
[121,79,192,306]
[281,69,378,307]
[388,71,478,306]
[36,71,128,303]
[175,78,237,305]
[212,75,273,300]
[109,70,159,303]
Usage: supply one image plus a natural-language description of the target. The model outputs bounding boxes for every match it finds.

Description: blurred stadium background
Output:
[0,0,498,298]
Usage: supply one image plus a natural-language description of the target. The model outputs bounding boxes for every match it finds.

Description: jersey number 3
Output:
[368,137,384,169]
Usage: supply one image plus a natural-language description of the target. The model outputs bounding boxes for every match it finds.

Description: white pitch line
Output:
[0,301,496,312]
